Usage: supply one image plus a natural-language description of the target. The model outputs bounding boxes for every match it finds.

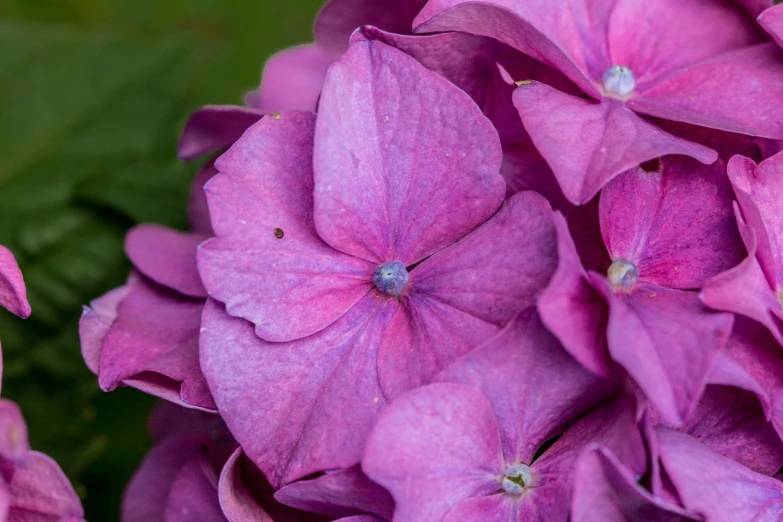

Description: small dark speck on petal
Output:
[274,228,284,239]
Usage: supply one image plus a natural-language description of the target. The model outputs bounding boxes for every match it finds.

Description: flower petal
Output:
[248,43,333,113]
[0,400,29,463]
[313,39,505,265]
[98,276,215,411]
[79,283,131,375]
[760,4,783,48]
[600,156,744,289]
[0,245,30,319]
[571,446,694,522]
[187,162,217,236]
[165,454,227,522]
[658,429,783,521]
[538,212,611,377]
[199,295,397,488]
[314,0,426,56]
[126,224,208,298]
[435,309,617,464]
[199,111,374,342]
[274,465,393,520]
[377,192,558,399]
[591,278,732,425]
[9,451,84,522]
[178,105,264,161]
[512,83,717,204]
[362,383,503,522]
[633,44,783,139]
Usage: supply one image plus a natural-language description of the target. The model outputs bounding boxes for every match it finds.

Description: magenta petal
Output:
[122,436,200,522]
[314,0,425,55]
[200,295,397,488]
[435,309,616,464]
[654,385,783,476]
[79,283,131,375]
[571,446,693,522]
[0,400,29,463]
[732,0,775,17]
[592,278,732,425]
[658,429,783,521]
[178,105,265,161]
[441,495,511,522]
[187,162,217,236]
[0,245,30,318]
[251,44,333,113]
[538,212,610,377]
[126,224,208,298]
[377,192,558,399]
[413,0,598,95]
[363,383,503,522]
[729,152,783,290]
[599,156,744,289]
[98,277,216,411]
[274,465,393,520]
[334,517,384,522]
[313,39,505,265]
[760,5,783,48]
[512,83,717,204]
[9,451,84,522]
[166,454,227,522]
[199,111,374,342]
[633,44,783,139]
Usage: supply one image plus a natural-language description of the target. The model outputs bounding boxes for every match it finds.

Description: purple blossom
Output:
[0,246,30,319]
[197,39,562,487]
[415,0,783,203]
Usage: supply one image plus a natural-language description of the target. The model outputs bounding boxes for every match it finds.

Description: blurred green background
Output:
[0,1,322,519]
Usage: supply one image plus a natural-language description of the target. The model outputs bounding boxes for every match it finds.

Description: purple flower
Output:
[197,40,561,487]
[761,4,783,48]
[79,168,217,412]
[362,310,633,522]
[0,400,84,522]
[588,156,741,425]
[0,245,30,319]
[415,0,783,203]
[701,151,783,346]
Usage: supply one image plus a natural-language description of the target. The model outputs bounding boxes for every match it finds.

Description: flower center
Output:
[607,258,639,291]
[502,464,532,495]
[373,261,408,296]
[602,65,635,99]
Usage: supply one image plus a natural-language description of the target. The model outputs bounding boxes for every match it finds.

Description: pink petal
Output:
[378,192,558,398]
[362,383,504,522]
[126,224,207,298]
[435,309,617,464]
[122,436,201,522]
[274,465,393,520]
[79,283,131,375]
[199,295,397,488]
[9,451,84,521]
[441,495,512,522]
[729,152,783,290]
[250,44,333,113]
[187,162,217,236]
[732,0,775,17]
[571,446,694,522]
[98,277,216,412]
[313,39,505,265]
[165,454,227,522]
[591,278,732,425]
[314,0,426,55]
[199,111,374,342]
[0,400,29,463]
[760,4,783,48]
[633,44,783,139]
[0,245,30,318]
[700,209,783,346]
[178,105,265,161]
[538,212,611,377]
[658,429,783,521]
[512,83,717,204]
[600,156,744,289]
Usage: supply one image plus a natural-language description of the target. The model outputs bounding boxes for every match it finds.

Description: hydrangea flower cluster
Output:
[0,248,85,521]
[81,0,783,520]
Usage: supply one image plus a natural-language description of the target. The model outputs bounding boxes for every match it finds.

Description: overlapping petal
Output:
[0,245,30,319]
[178,106,264,161]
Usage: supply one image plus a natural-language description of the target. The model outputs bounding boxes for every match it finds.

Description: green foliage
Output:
[0,1,322,519]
